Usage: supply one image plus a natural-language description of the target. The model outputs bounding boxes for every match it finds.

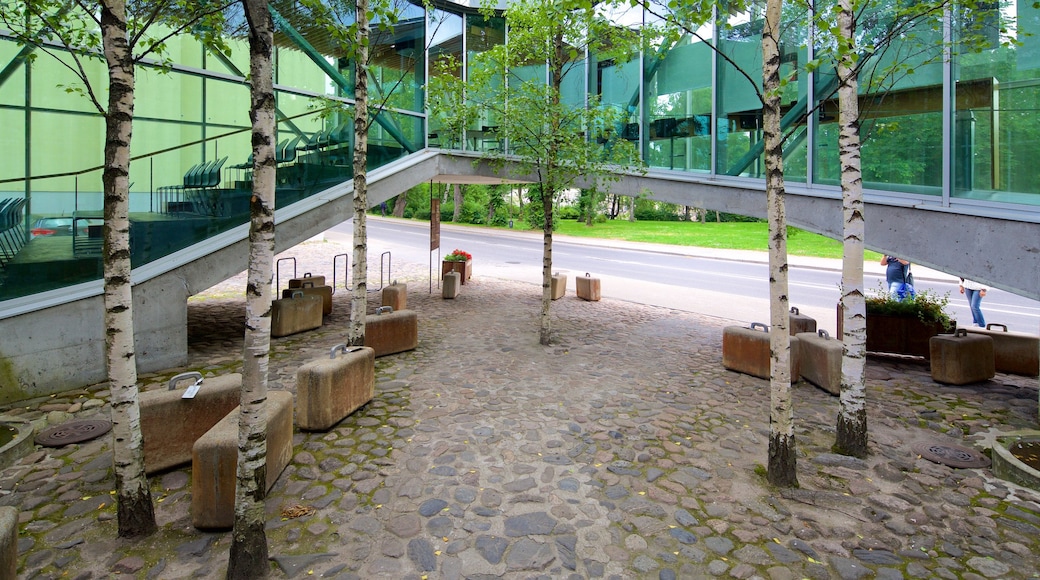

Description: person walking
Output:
[960,278,988,327]
[882,255,915,301]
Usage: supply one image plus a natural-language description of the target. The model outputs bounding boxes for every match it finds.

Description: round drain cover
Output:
[912,441,991,469]
[35,419,112,447]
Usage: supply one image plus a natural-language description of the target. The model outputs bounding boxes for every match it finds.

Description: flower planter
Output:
[837,303,952,359]
[442,259,472,285]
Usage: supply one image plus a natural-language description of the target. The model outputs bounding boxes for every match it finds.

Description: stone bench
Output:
[382,282,407,311]
[788,307,817,336]
[365,306,418,357]
[140,372,242,475]
[282,283,332,316]
[576,273,601,301]
[296,345,375,431]
[930,329,995,385]
[722,323,801,382]
[551,273,567,300]
[796,330,841,395]
[0,506,16,579]
[191,390,294,530]
[964,324,1039,377]
[442,271,461,299]
[271,291,323,338]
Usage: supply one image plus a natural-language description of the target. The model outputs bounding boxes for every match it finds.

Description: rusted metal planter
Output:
[442,259,472,284]
[837,303,950,359]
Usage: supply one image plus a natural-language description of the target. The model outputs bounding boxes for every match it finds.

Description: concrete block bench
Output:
[296,345,375,431]
[0,506,16,579]
[788,307,817,336]
[442,272,461,299]
[140,372,242,475]
[191,390,294,530]
[365,306,418,357]
[271,291,323,338]
[551,273,567,300]
[965,324,1039,377]
[722,323,801,382]
[930,329,995,385]
[382,282,407,311]
[282,283,332,316]
[576,273,601,301]
[796,330,841,395]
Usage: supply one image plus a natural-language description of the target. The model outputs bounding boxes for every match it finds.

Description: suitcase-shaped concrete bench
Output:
[191,390,294,530]
[796,330,841,395]
[964,324,1039,376]
[271,291,323,338]
[443,271,461,299]
[382,282,407,311]
[930,329,995,385]
[551,273,567,300]
[722,322,801,382]
[365,306,418,357]
[576,272,601,301]
[140,372,242,474]
[296,344,375,431]
[288,272,325,289]
[282,282,332,316]
[788,307,817,336]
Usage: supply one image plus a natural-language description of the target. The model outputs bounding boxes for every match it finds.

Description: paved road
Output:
[327,217,1040,334]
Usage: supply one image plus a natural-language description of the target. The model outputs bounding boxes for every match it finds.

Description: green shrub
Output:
[865,284,954,330]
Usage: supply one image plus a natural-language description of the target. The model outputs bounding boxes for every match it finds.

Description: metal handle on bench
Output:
[790,307,799,315]
[329,344,364,359]
[817,329,830,339]
[168,371,204,399]
[750,322,768,332]
[986,323,1008,332]
[290,290,304,299]
[376,306,393,315]
[955,328,968,337]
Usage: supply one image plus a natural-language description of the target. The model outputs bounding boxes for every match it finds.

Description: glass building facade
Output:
[0,0,1037,306]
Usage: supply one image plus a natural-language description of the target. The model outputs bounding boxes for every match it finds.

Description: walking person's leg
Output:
[967,288,985,327]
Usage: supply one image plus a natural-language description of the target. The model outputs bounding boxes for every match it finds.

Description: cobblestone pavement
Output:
[4,238,1040,579]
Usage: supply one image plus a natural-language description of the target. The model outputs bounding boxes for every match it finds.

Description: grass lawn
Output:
[390,214,880,261]
[552,219,879,260]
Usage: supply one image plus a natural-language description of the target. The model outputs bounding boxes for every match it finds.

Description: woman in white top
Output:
[959,278,988,327]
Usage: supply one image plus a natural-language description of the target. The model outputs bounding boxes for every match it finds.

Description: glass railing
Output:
[0,108,423,302]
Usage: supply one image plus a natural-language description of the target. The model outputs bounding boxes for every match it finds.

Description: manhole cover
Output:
[35,419,112,447]
[912,441,991,469]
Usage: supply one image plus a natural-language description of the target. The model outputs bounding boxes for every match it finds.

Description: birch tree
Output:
[1,0,231,537]
[227,1,275,576]
[99,0,156,536]
[429,0,640,345]
[299,0,428,346]
[832,0,867,457]
[348,0,371,346]
[761,0,797,486]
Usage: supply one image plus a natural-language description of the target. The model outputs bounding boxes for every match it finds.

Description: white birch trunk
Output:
[100,0,156,538]
[228,1,274,576]
[762,0,797,487]
[539,181,553,345]
[835,0,869,457]
[349,0,370,347]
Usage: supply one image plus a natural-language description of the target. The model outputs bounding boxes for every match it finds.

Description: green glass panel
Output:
[953,0,1040,205]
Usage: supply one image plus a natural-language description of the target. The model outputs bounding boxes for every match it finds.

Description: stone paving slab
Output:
[3,239,1040,579]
